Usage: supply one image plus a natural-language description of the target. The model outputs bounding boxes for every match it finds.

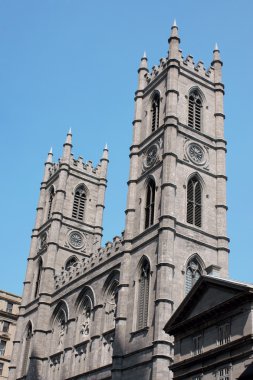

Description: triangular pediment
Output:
[165,276,253,332]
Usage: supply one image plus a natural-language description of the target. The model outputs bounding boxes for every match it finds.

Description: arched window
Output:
[188,90,202,131]
[145,179,155,229]
[137,258,150,330]
[151,92,160,132]
[34,258,42,298]
[72,185,86,221]
[21,322,32,376]
[65,256,78,271]
[185,257,202,294]
[47,186,55,219]
[187,176,202,227]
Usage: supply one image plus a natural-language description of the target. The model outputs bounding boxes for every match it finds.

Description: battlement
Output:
[144,50,215,86]
[54,235,123,289]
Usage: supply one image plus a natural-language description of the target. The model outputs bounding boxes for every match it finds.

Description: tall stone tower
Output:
[113,22,228,379]
[10,131,109,379]
[10,23,228,380]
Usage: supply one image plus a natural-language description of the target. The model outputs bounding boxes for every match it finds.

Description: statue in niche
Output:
[105,287,118,329]
[80,307,91,336]
[57,319,65,349]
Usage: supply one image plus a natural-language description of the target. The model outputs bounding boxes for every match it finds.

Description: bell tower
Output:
[10,131,109,379]
[114,21,229,379]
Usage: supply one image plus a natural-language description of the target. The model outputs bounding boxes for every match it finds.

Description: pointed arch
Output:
[145,178,156,229]
[72,184,87,221]
[21,321,33,376]
[188,88,203,131]
[187,174,202,227]
[47,185,55,219]
[185,254,204,294]
[151,91,160,132]
[136,256,151,330]
[34,257,43,298]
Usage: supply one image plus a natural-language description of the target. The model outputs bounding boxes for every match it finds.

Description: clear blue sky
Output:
[0,1,252,295]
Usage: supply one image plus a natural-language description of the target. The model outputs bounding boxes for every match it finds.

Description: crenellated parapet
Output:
[54,235,123,289]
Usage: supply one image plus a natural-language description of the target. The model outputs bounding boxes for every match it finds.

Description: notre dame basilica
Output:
[9,22,230,380]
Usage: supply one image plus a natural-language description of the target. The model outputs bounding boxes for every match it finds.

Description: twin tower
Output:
[10,23,229,380]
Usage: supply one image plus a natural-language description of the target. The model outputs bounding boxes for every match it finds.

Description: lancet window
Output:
[151,92,160,132]
[137,258,150,330]
[188,90,202,131]
[21,322,32,376]
[72,185,86,221]
[47,186,55,219]
[187,176,202,227]
[145,179,155,229]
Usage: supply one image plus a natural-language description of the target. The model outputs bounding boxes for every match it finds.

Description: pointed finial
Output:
[64,129,72,146]
[102,144,109,160]
[46,147,53,163]
[68,127,72,135]
[173,19,177,27]
[143,51,147,59]
[214,42,219,51]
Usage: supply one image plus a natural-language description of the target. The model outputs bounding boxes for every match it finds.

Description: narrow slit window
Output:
[21,324,32,376]
[187,176,202,227]
[34,259,42,298]
[188,90,202,131]
[145,180,155,229]
[151,93,160,132]
[72,185,86,221]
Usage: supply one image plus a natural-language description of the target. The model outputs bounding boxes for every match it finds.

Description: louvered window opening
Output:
[72,187,86,221]
[34,260,42,298]
[186,259,201,294]
[137,261,150,330]
[145,181,155,229]
[188,91,202,131]
[151,94,160,132]
[187,177,202,227]
[47,188,55,219]
[21,325,32,376]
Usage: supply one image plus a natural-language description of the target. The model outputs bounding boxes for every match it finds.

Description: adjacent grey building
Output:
[164,276,253,380]
[10,22,229,380]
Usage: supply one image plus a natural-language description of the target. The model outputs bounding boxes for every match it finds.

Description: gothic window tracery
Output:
[185,257,202,294]
[145,179,155,229]
[103,273,119,332]
[65,256,78,271]
[137,258,150,330]
[188,89,202,131]
[187,176,202,227]
[72,185,86,221]
[151,92,160,132]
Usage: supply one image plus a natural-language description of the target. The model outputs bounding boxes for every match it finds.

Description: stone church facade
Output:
[9,22,229,380]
